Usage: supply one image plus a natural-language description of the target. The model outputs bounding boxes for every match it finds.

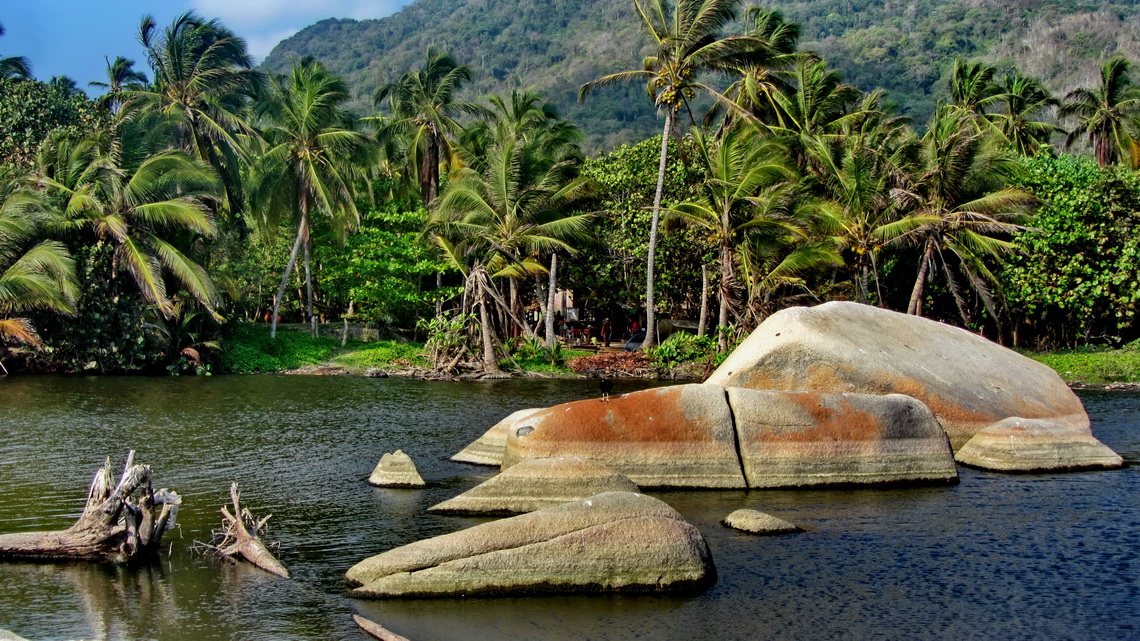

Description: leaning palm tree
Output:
[373,47,483,206]
[0,179,77,353]
[0,23,31,79]
[430,130,593,372]
[1061,56,1140,167]
[666,124,797,350]
[250,58,370,339]
[993,73,1064,157]
[89,56,149,114]
[33,132,221,319]
[579,0,772,348]
[127,12,263,214]
[894,107,1035,320]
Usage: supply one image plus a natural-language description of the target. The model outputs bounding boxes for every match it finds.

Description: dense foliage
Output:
[0,78,101,170]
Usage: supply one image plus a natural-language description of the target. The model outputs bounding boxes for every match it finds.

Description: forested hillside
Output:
[265,0,1140,152]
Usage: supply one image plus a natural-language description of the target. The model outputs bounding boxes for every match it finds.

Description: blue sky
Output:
[1,1,413,92]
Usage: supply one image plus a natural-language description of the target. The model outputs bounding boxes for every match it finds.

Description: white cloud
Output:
[189,0,409,59]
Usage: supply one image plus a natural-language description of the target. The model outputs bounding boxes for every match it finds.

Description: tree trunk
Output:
[423,131,440,206]
[303,238,316,337]
[644,110,673,350]
[213,483,289,578]
[717,244,734,352]
[545,253,558,349]
[271,219,306,339]
[907,240,935,316]
[0,452,180,561]
[697,264,709,337]
[476,272,501,373]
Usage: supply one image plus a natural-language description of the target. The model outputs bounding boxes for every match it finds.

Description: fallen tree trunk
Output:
[353,615,413,641]
[0,451,181,562]
[210,483,289,578]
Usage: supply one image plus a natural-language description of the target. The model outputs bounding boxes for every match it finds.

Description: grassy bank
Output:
[1025,346,1140,385]
[222,324,591,375]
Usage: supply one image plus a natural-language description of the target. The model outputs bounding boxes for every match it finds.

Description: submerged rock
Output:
[729,389,957,487]
[722,509,802,535]
[0,630,30,641]
[955,417,1124,471]
[346,492,716,598]
[705,301,1120,471]
[368,451,426,488]
[501,384,747,488]
[429,457,639,515]
[450,408,543,466]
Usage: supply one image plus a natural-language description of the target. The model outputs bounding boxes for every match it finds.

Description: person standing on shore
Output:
[601,318,613,347]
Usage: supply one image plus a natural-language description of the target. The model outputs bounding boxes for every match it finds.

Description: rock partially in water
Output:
[346,491,716,598]
[501,384,747,488]
[450,408,543,466]
[0,629,30,641]
[955,417,1125,471]
[705,302,1117,470]
[368,451,426,488]
[722,509,802,535]
[428,457,639,515]
[729,389,958,487]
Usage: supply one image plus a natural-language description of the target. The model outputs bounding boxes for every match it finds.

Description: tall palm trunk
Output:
[717,244,733,352]
[475,271,500,373]
[907,239,936,316]
[271,216,306,339]
[422,130,441,205]
[644,109,673,349]
[697,264,709,337]
[545,253,558,349]
[303,238,315,337]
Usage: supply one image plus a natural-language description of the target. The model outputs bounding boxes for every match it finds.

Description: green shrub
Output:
[650,331,718,368]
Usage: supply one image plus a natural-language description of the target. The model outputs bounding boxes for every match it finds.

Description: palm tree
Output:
[712,8,802,130]
[579,0,772,348]
[895,107,1035,320]
[993,73,1064,157]
[430,129,593,372]
[128,12,262,213]
[948,59,1003,119]
[0,179,77,353]
[666,124,797,349]
[1061,56,1140,167]
[251,58,370,339]
[767,57,865,173]
[89,56,149,114]
[373,47,482,206]
[0,23,31,79]
[33,132,221,318]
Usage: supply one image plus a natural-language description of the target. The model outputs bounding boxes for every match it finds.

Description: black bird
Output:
[599,376,614,402]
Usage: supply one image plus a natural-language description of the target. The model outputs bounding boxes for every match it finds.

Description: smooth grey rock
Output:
[368,450,426,487]
[728,388,957,487]
[429,457,639,515]
[722,509,802,535]
[451,408,544,466]
[346,492,716,598]
[956,417,1124,471]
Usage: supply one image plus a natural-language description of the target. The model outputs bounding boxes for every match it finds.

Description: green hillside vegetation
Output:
[266,0,1140,151]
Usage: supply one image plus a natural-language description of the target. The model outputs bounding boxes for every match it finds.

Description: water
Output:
[0,376,1136,641]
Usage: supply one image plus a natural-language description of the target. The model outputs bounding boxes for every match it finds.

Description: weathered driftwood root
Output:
[209,483,289,578]
[353,615,413,641]
[0,451,181,562]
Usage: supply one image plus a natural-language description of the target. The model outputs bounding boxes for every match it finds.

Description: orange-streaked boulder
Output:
[728,388,958,487]
[502,384,746,488]
[429,457,639,515]
[955,417,1124,471]
[450,408,544,466]
[346,492,716,598]
[707,302,1099,457]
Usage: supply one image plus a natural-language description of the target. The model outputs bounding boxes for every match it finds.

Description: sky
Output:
[1,0,413,92]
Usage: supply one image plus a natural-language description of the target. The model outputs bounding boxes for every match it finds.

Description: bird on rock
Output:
[599,374,614,402]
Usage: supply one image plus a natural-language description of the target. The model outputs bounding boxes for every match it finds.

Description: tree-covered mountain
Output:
[263,0,1140,152]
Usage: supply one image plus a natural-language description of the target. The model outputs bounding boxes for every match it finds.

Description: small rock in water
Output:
[369,450,426,488]
[364,367,389,378]
[722,509,801,535]
[0,630,31,641]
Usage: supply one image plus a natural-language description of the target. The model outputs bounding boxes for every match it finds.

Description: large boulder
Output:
[429,457,639,515]
[450,408,544,466]
[728,389,958,487]
[501,384,747,488]
[706,302,1117,471]
[346,492,716,598]
[955,417,1124,471]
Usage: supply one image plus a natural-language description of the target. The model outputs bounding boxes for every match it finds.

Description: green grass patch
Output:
[503,349,594,375]
[330,341,428,369]
[1026,346,1140,384]
[223,324,341,373]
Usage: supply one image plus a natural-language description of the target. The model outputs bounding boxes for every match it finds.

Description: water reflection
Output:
[0,376,1136,641]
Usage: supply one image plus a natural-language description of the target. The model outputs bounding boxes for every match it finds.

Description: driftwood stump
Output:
[0,451,181,562]
[353,615,413,641]
[209,483,289,578]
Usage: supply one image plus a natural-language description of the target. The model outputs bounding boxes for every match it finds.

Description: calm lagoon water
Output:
[0,375,1136,641]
